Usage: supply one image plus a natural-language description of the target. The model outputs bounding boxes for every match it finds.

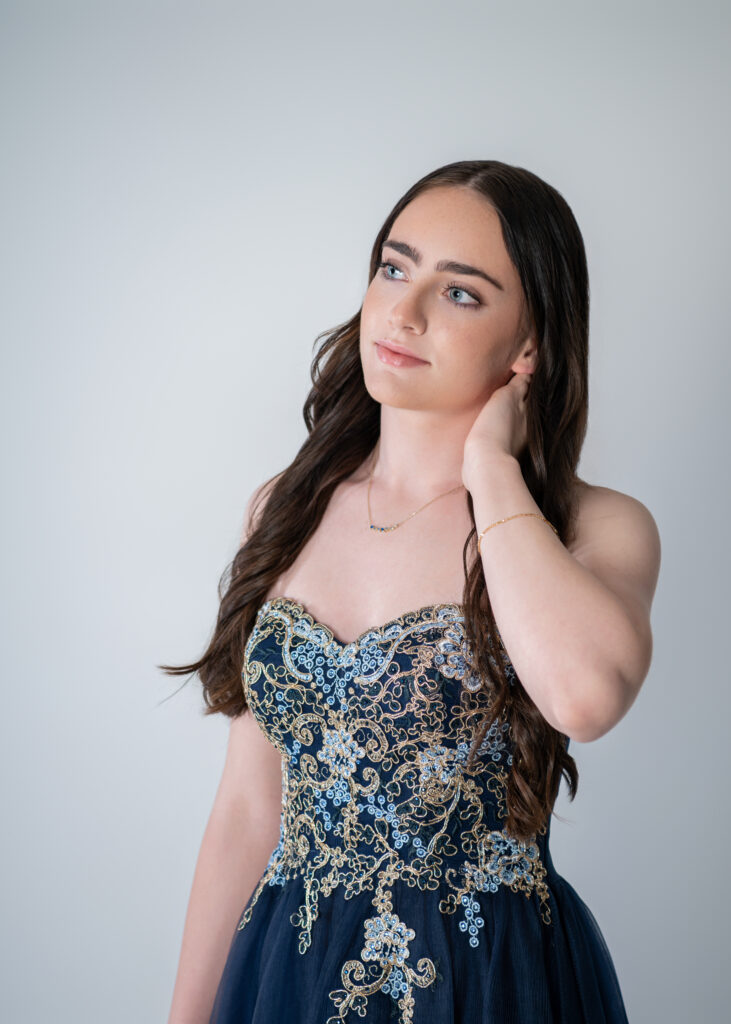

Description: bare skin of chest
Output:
[263,469,591,646]
[263,474,472,645]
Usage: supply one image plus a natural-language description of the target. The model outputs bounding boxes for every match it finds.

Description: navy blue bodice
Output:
[241,599,556,1003]
[210,595,629,1024]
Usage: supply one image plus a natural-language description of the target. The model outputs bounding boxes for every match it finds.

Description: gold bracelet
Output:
[477,512,558,556]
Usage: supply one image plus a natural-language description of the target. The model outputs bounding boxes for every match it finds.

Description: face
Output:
[359,185,537,414]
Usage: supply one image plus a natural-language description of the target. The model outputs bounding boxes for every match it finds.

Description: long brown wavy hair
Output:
[159,159,586,842]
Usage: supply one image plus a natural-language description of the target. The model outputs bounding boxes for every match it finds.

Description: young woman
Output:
[164,159,661,1024]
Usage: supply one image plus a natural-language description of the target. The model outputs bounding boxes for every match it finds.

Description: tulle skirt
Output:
[209,859,629,1024]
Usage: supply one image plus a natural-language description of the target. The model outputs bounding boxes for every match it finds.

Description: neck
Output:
[368,405,472,500]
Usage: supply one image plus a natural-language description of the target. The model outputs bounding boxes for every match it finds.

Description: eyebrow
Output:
[381,238,505,292]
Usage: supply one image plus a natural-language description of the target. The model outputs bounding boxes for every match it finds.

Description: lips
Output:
[374,339,428,362]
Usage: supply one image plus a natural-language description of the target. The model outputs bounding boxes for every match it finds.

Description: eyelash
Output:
[376,260,483,311]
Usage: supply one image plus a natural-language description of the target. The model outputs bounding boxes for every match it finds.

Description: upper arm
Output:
[213,709,283,832]
[210,469,288,821]
[569,484,662,693]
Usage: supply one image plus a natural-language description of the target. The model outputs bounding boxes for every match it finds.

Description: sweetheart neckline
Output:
[258,594,465,650]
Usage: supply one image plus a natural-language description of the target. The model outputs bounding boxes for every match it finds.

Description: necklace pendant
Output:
[366,440,465,537]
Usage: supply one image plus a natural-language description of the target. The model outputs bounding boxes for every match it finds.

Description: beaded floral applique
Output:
[237,597,553,1024]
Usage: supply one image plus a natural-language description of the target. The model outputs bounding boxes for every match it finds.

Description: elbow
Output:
[551,670,633,744]
[548,621,652,743]
[560,716,612,745]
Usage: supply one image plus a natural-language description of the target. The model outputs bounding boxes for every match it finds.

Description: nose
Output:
[387,288,426,334]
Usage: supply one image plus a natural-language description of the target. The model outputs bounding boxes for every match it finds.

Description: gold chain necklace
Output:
[366,440,466,533]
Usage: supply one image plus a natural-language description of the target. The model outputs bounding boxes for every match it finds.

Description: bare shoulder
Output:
[239,469,286,547]
[569,477,662,611]
[571,477,659,535]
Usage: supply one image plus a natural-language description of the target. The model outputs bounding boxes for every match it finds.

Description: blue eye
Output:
[445,284,481,308]
[376,260,482,311]
[378,261,403,280]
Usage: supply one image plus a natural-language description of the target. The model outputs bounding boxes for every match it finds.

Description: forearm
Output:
[167,799,279,1024]
[468,452,635,742]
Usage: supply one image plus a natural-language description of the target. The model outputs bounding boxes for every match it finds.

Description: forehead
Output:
[388,185,517,285]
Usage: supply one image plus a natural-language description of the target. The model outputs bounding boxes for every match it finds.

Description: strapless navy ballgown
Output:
[209,596,629,1023]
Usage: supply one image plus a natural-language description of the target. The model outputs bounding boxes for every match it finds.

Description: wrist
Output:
[462,447,520,490]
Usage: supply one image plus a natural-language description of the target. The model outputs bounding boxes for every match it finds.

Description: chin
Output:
[361,373,431,411]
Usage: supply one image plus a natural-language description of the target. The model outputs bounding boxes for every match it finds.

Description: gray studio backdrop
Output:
[2,1,729,1021]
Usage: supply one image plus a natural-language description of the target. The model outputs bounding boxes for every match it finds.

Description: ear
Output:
[510,331,538,375]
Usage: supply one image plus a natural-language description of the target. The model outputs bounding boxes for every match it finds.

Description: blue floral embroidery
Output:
[458,893,485,948]
[362,910,415,967]
[435,625,484,692]
[317,726,366,779]
[238,597,553,1024]
[476,718,514,765]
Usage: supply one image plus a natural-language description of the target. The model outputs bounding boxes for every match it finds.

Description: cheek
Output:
[443,336,504,394]
[450,331,492,371]
[359,285,379,330]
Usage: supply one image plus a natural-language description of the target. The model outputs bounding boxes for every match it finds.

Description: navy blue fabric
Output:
[209,597,629,1023]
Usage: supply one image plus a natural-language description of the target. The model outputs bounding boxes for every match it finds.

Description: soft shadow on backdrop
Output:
[2,2,728,1021]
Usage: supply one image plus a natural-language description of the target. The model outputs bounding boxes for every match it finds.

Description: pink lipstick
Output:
[374,340,429,368]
